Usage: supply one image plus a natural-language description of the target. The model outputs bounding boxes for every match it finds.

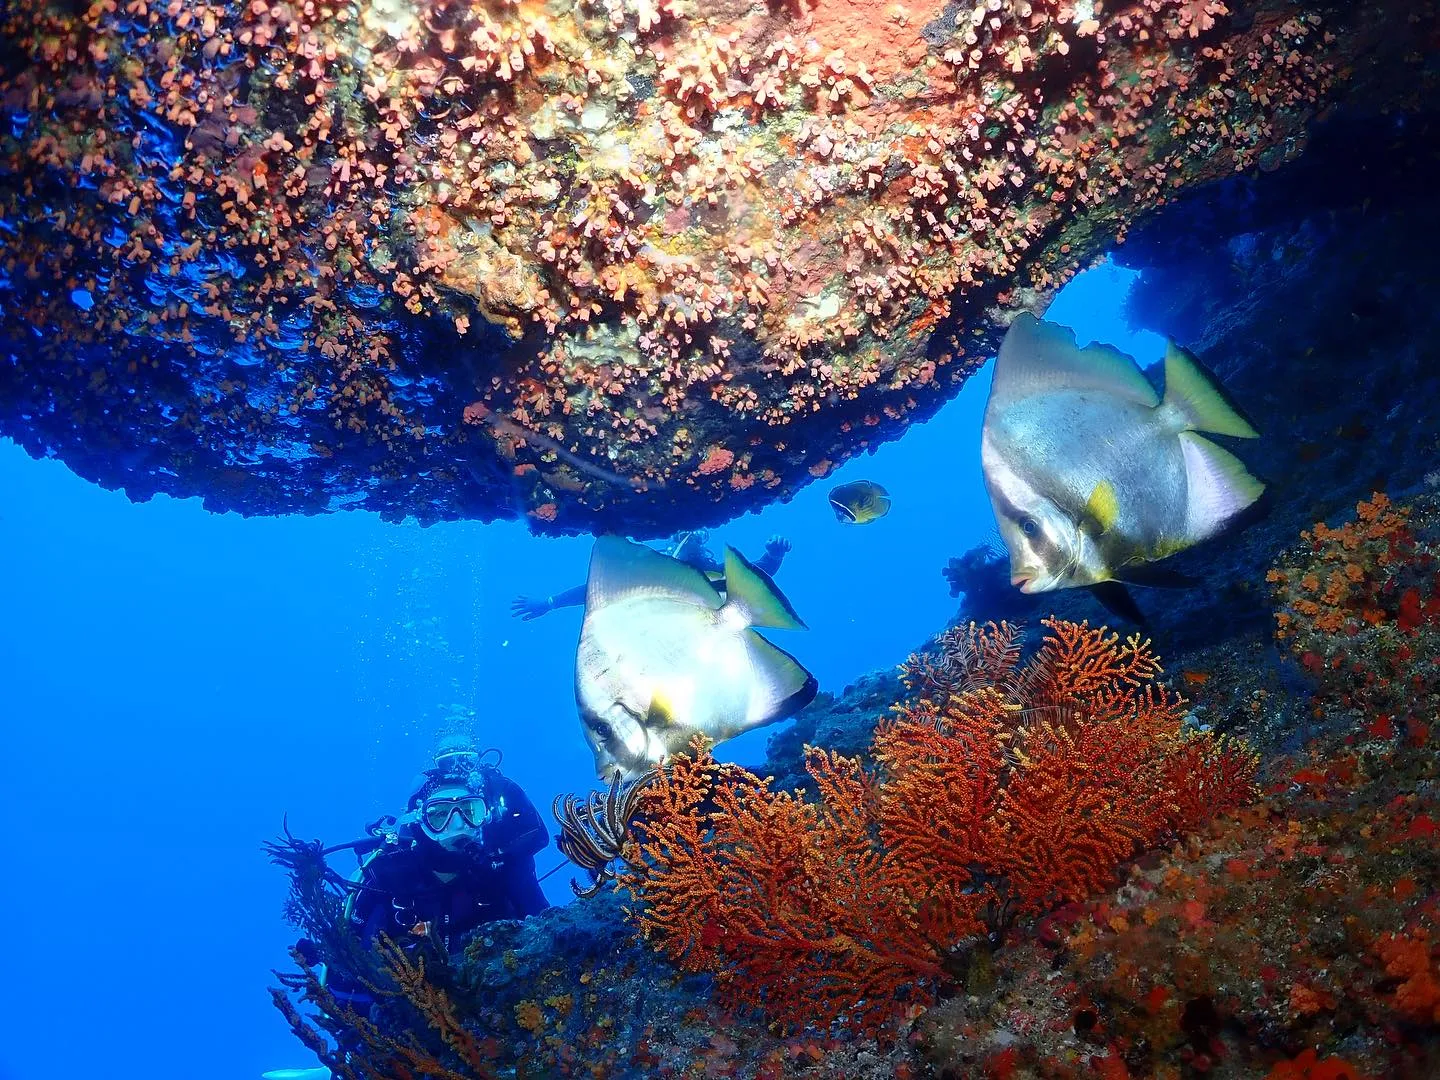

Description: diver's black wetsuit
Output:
[350,773,549,952]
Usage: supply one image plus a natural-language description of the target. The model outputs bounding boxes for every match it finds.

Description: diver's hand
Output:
[765,535,792,559]
[510,595,552,620]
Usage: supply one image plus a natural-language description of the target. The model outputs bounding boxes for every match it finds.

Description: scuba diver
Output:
[345,735,550,951]
[510,529,793,620]
[272,735,549,962]
[265,735,551,1079]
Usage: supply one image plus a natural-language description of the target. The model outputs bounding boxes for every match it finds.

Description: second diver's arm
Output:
[755,535,791,577]
[511,583,586,619]
[547,584,587,611]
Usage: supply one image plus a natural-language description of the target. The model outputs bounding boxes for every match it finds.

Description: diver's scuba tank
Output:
[429,736,502,785]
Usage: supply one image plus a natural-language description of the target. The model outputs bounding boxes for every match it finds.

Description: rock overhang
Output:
[0,0,1429,532]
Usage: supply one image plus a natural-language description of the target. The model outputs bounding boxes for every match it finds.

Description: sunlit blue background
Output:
[0,261,1159,1080]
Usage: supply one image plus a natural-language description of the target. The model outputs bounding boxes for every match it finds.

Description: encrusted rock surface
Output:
[1,0,1430,529]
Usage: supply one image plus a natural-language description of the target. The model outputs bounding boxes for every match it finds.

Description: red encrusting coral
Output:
[621,619,1257,1032]
[1266,1050,1369,1080]
[999,708,1440,1080]
[1376,931,1440,1025]
[1269,492,1440,745]
[0,0,1397,531]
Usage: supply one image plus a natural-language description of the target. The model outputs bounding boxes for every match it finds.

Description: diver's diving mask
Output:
[421,794,488,834]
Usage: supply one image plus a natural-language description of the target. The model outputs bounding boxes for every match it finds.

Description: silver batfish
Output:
[981,312,1264,615]
[574,536,817,780]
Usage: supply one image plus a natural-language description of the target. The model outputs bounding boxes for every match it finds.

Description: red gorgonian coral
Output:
[621,619,1257,1033]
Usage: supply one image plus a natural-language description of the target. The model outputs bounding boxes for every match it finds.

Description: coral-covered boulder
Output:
[0,0,1430,529]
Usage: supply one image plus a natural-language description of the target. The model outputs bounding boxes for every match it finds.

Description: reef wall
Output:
[0,0,1430,530]
[872,97,1440,763]
[261,53,1440,1072]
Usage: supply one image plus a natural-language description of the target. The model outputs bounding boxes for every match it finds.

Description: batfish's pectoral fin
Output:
[646,691,678,729]
[647,690,705,760]
[1112,562,1201,589]
[1082,480,1120,535]
[737,629,818,732]
[1088,581,1148,626]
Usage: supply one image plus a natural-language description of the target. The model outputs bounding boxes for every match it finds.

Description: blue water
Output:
[0,261,1159,1080]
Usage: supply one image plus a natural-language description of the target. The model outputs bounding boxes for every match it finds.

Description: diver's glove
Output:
[765,535,792,559]
[510,594,552,620]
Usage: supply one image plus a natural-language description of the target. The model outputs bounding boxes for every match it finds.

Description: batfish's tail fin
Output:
[1161,341,1259,438]
[722,546,807,630]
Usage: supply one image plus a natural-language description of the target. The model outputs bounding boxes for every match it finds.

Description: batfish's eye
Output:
[592,720,613,741]
[1019,516,1039,538]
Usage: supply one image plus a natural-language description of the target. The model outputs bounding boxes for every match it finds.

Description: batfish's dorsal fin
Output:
[1161,341,1259,438]
[585,535,722,613]
[992,312,1159,409]
[1083,480,1119,535]
[722,545,807,630]
[737,630,818,733]
[1178,431,1266,542]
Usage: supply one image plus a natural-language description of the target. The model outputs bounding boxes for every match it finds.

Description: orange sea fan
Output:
[899,619,1026,703]
[621,619,1258,1033]
[623,741,943,1032]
